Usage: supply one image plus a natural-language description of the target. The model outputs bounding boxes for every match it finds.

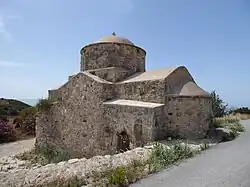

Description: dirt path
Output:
[0,138,35,158]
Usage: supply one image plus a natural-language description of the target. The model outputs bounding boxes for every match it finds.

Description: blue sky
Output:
[0,0,249,107]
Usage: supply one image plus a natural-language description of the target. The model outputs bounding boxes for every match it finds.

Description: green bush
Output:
[232,107,250,114]
[148,142,194,173]
[36,98,54,111]
[211,90,228,117]
[226,121,245,133]
[108,142,197,186]
[0,121,16,143]
[109,167,127,186]
[213,117,245,138]
[14,107,36,135]
[0,115,8,122]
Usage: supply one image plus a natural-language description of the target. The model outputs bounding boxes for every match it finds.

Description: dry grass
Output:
[15,147,70,166]
[233,113,250,120]
[213,116,245,137]
[214,116,240,126]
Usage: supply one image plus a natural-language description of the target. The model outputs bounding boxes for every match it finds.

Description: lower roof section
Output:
[120,67,176,83]
[179,81,211,97]
[103,99,164,108]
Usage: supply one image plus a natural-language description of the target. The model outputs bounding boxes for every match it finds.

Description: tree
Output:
[211,90,228,117]
[233,107,250,114]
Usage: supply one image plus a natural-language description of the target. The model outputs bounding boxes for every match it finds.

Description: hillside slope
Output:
[0,98,31,117]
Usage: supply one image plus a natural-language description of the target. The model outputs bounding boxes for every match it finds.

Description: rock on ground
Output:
[207,128,235,142]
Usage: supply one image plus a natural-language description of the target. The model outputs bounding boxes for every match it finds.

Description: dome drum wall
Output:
[80,43,146,73]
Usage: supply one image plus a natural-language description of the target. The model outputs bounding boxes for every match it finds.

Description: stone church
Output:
[36,33,213,158]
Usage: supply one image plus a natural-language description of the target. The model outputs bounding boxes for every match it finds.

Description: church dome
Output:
[93,32,135,46]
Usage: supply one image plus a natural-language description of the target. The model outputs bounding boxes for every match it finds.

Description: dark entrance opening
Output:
[117,131,130,153]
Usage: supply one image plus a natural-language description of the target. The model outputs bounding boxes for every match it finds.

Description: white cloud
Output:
[0,15,12,42]
[0,61,33,68]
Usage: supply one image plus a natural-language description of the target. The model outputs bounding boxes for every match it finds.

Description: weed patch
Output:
[15,146,70,166]
[213,117,245,136]
[36,98,54,112]
[147,142,194,173]
[106,142,198,187]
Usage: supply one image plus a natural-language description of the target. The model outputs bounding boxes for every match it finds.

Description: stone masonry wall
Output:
[87,67,132,83]
[152,106,170,140]
[80,43,146,74]
[103,103,164,152]
[36,72,117,158]
[116,80,166,103]
[36,103,66,153]
[164,96,212,139]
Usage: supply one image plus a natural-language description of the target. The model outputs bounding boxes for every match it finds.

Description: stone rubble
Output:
[0,142,217,187]
[207,127,236,142]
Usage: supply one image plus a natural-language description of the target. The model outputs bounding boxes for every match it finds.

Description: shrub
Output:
[233,107,250,114]
[0,121,16,143]
[109,167,127,186]
[13,117,21,127]
[148,142,194,173]
[0,115,8,122]
[226,121,245,133]
[108,142,197,186]
[211,90,228,117]
[213,116,245,138]
[36,98,54,111]
[15,107,36,135]
[107,161,147,186]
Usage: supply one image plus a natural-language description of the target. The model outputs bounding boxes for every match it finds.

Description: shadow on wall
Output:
[117,131,130,153]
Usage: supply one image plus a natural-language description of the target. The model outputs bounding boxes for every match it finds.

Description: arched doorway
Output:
[117,131,130,153]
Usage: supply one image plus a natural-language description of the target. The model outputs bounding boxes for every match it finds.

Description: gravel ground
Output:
[0,138,35,158]
[130,120,250,187]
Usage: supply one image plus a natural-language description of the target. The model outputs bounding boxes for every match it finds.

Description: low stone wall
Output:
[0,141,216,187]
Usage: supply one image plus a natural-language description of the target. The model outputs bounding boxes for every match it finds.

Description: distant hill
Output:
[0,98,31,117]
[19,99,39,107]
